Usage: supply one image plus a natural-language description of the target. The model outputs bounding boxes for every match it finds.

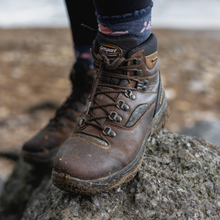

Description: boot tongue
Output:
[94,32,139,86]
[95,32,139,59]
[86,33,139,129]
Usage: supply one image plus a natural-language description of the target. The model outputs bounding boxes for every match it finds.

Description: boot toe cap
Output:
[53,135,126,181]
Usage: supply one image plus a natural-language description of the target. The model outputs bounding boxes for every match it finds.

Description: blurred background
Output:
[0,0,220,178]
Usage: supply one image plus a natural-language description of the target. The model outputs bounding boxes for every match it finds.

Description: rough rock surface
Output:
[0,160,52,220]
[0,175,4,196]
[1,130,220,220]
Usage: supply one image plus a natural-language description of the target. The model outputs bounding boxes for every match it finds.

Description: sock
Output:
[96,2,153,45]
[74,45,94,70]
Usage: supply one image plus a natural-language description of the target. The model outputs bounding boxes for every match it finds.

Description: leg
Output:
[21,0,97,164]
[94,0,153,44]
[93,0,152,15]
[65,0,97,70]
[52,0,170,194]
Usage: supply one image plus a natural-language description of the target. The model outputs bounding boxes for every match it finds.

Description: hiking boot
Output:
[21,61,95,164]
[52,32,170,194]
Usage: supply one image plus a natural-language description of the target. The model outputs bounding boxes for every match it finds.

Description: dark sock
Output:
[93,0,153,44]
[96,2,153,44]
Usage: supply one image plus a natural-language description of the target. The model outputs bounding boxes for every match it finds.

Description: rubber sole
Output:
[52,97,170,194]
[21,147,60,165]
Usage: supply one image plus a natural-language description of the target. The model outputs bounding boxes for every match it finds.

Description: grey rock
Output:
[0,159,52,220]
[180,120,220,147]
[1,130,220,220]
[0,175,5,196]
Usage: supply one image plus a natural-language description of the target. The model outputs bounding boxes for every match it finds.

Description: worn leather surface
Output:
[22,67,95,154]
[22,115,77,153]
[54,34,162,180]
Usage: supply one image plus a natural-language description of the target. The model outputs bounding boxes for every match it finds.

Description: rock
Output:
[1,130,220,220]
[0,160,52,220]
[0,175,5,196]
[180,120,220,147]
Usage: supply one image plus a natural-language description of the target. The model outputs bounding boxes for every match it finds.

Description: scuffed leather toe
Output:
[53,135,126,180]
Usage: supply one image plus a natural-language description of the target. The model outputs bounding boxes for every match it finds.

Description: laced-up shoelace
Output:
[78,49,148,137]
[47,86,87,131]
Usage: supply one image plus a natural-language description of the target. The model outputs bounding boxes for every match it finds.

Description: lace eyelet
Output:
[134,58,141,65]
[142,86,147,91]
[58,119,66,126]
[125,90,136,100]
[143,79,148,85]
[135,69,142,76]
[72,103,80,112]
[78,118,86,126]
[109,111,122,122]
[137,79,148,91]
[116,100,129,111]
[102,126,116,137]
[65,111,73,119]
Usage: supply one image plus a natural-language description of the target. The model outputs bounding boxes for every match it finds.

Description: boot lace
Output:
[47,82,88,131]
[78,49,147,137]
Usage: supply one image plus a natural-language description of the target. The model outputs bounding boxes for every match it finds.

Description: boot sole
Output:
[52,94,170,194]
[21,147,60,164]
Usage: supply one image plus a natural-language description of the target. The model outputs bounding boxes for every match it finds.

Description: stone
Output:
[0,174,5,196]
[1,130,220,220]
[0,160,52,220]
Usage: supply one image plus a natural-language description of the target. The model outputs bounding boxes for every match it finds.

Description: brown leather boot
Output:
[52,33,170,194]
[21,62,95,164]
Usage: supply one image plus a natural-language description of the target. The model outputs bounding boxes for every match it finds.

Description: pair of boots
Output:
[22,32,169,194]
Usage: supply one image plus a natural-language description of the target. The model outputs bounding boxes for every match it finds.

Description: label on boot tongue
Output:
[99,44,122,58]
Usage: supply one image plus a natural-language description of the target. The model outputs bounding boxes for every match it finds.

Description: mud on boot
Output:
[52,32,170,194]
